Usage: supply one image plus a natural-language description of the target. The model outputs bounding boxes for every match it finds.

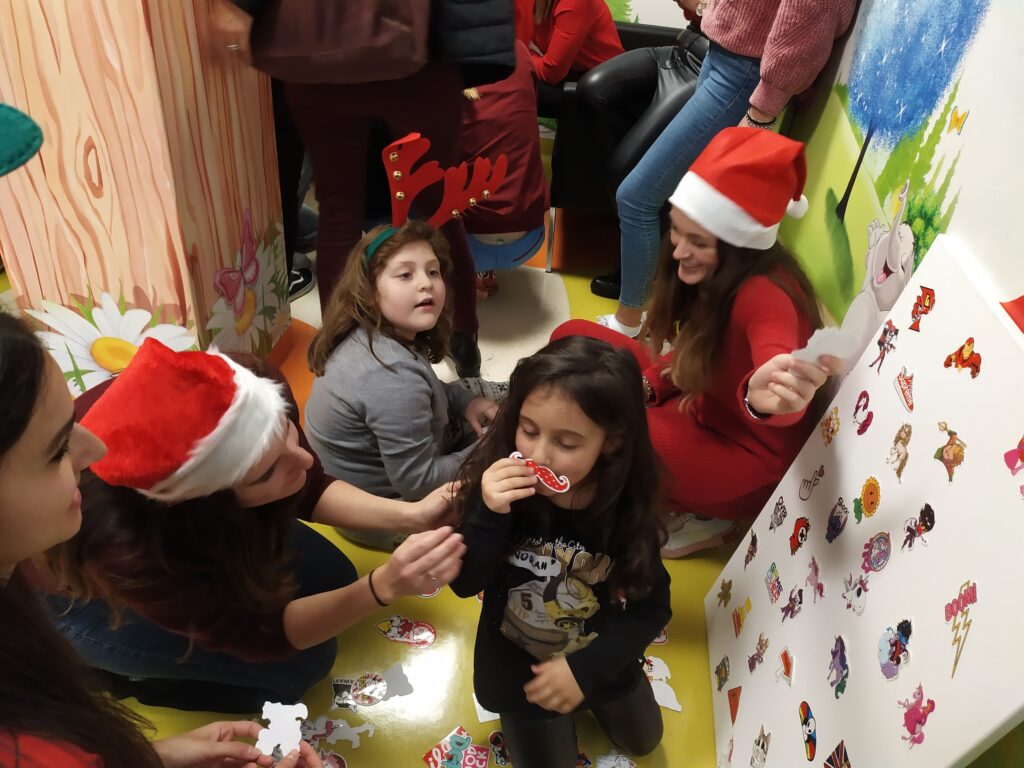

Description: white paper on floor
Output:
[473,693,500,723]
[644,655,683,712]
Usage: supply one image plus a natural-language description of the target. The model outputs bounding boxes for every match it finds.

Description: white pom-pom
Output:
[787,195,809,219]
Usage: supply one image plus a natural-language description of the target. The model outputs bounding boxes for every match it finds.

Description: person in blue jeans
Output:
[590,0,854,337]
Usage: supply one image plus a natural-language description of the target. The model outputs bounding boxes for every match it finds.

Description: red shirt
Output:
[517,0,624,84]
[0,734,103,768]
[460,42,549,234]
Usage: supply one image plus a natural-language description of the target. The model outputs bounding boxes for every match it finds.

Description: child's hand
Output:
[481,457,537,513]
[747,353,835,416]
[524,657,585,714]
[465,397,499,437]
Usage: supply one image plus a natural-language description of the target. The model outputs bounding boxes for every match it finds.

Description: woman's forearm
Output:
[282,575,385,650]
[310,480,414,532]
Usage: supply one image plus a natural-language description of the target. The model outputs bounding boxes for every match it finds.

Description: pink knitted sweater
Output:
[701,0,856,117]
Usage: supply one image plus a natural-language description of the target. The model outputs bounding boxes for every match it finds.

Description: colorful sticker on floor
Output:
[422,726,470,768]
[827,635,850,699]
[717,579,733,607]
[909,286,935,331]
[651,626,669,645]
[776,647,793,685]
[799,465,825,501]
[594,754,636,768]
[902,504,935,551]
[715,655,730,691]
[946,580,978,678]
[376,615,437,648]
[747,633,769,673]
[257,702,306,758]
[332,663,412,710]
[576,739,592,768]
[302,716,376,750]
[488,731,511,766]
[820,406,841,446]
[732,597,751,638]
[806,555,825,603]
[944,336,982,378]
[1003,434,1024,500]
[744,532,758,570]
[472,693,499,724]
[780,585,803,622]
[887,423,912,483]
[769,495,788,532]
[749,725,771,768]
[852,390,873,435]
[898,684,936,748]
[727,686,742,724]
[868,319,898,374]
[842,573,870,616]
[826,498,849,543]
[935,421,967,482]
[319,751,347,768]
[798,700,816,761]
[823,739,851,768]
[878,619,913,680]
[789,517,810,555]
[861,532,891,573]
[852,476,880,523]
[894,366,915,412]
[644,656,682,711]
[765,562,782,604]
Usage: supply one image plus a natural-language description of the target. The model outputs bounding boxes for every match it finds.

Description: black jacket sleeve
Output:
[450,492,514,598]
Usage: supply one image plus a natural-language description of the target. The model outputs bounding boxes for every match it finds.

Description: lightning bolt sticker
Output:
[945,580,978,678]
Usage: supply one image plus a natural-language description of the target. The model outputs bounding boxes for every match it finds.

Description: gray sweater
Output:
[304,328,477,501]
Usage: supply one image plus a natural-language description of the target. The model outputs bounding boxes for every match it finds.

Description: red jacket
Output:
[516,0,624,84]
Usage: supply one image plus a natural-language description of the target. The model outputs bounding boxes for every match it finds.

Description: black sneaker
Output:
[450,331,481,378]
[590,270,621,300]
[288,267,316,300]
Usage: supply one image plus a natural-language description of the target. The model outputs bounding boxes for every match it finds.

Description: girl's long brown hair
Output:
[455,335,669,601]
[645,238,824,402]
[308,221,454,376]
[0,313,161,768]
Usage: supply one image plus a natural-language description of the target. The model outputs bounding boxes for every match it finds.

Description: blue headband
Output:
[365,226,399,264]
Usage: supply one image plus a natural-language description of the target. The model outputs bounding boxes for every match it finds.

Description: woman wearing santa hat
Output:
[39,338,465,712]
[553,127,838,558]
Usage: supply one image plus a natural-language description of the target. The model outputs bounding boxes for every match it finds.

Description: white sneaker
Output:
[661,512,735,558]
[596,313,642,339]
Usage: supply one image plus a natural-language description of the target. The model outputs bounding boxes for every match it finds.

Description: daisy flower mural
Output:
[205,208,287,356]
[26,293,195,395]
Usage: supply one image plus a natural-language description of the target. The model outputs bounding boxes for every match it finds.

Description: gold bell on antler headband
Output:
[365,132,508,261]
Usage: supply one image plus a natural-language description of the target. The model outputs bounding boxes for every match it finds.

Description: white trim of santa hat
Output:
[81,338,288,503]
[668,127,809,250]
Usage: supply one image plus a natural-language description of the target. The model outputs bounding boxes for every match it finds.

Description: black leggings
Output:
[500,675,663,768]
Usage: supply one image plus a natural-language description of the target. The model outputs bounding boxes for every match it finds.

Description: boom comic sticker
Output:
[898,684,936,748]
[852,390,873,435]
[789,517,810,555]
[509,451,570,493]
[878,619,913,680]
[769,496,788,532]
[935,422,966,482]
[820,406,840,445]
[887,423,912,483]
[715,655,730,691]
[826,635,850,699]
[376,615,437,648]
[852,477,880,523]
[861,532,892,573]
[902,504,935,551]
[909,286,935,331]
[764,563,782,604]
[894,366,915,412]
[943,336,982,378]
[798,701,816,760]
[826,498,849,543]
[946,580,978,678]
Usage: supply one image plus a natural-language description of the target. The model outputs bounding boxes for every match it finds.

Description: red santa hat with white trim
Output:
[81,338,288,503]
[668,127,809,250]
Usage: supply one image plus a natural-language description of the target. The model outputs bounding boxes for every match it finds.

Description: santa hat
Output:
[81,339,288,503]
[668,127,809,250]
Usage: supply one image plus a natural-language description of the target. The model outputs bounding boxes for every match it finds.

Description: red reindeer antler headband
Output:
[365,132,508,261]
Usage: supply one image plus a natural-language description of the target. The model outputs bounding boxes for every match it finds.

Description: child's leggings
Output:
[499,676,663,767]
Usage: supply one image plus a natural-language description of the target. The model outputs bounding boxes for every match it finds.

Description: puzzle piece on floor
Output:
[375,614,437,648]
[332,663,413,710]
[256,701,307,757]
[301,715,376,750]
[644,656,682,712]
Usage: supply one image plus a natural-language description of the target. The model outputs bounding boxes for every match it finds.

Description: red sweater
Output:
[0,734,102,768]
[553,274,817,520]
[702,0,856,116]
[517,0,624,84]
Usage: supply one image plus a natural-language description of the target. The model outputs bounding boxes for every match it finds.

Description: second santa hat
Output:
[668,127,809,251]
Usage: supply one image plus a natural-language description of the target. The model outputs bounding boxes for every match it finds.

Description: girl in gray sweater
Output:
[306,221,500,548]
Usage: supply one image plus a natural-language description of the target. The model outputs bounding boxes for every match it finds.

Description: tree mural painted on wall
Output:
[604,0,634,22]
[835,0,990,221]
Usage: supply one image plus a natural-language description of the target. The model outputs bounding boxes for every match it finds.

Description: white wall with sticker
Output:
[704,236,1024,767]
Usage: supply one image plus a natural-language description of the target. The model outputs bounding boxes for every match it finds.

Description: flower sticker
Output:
[853,476,881,522]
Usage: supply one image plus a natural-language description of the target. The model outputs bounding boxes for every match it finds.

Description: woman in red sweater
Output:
[517,0,624,116]
[554,128,837,556]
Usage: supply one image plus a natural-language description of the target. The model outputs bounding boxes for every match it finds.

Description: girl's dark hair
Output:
[646,238,824,403]
[456,335,668,600]
[308,220,454,375]
[0,313,161,768]
[47,354,298,641]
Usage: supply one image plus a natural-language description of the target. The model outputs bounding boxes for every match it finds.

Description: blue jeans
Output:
[43,521,356,712]
[467,226,545,272]
[615,43,761,308]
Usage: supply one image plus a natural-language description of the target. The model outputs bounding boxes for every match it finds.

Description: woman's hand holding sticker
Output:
[375,526,466,602]
[748,354,836,416]
[481,457,537,513]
